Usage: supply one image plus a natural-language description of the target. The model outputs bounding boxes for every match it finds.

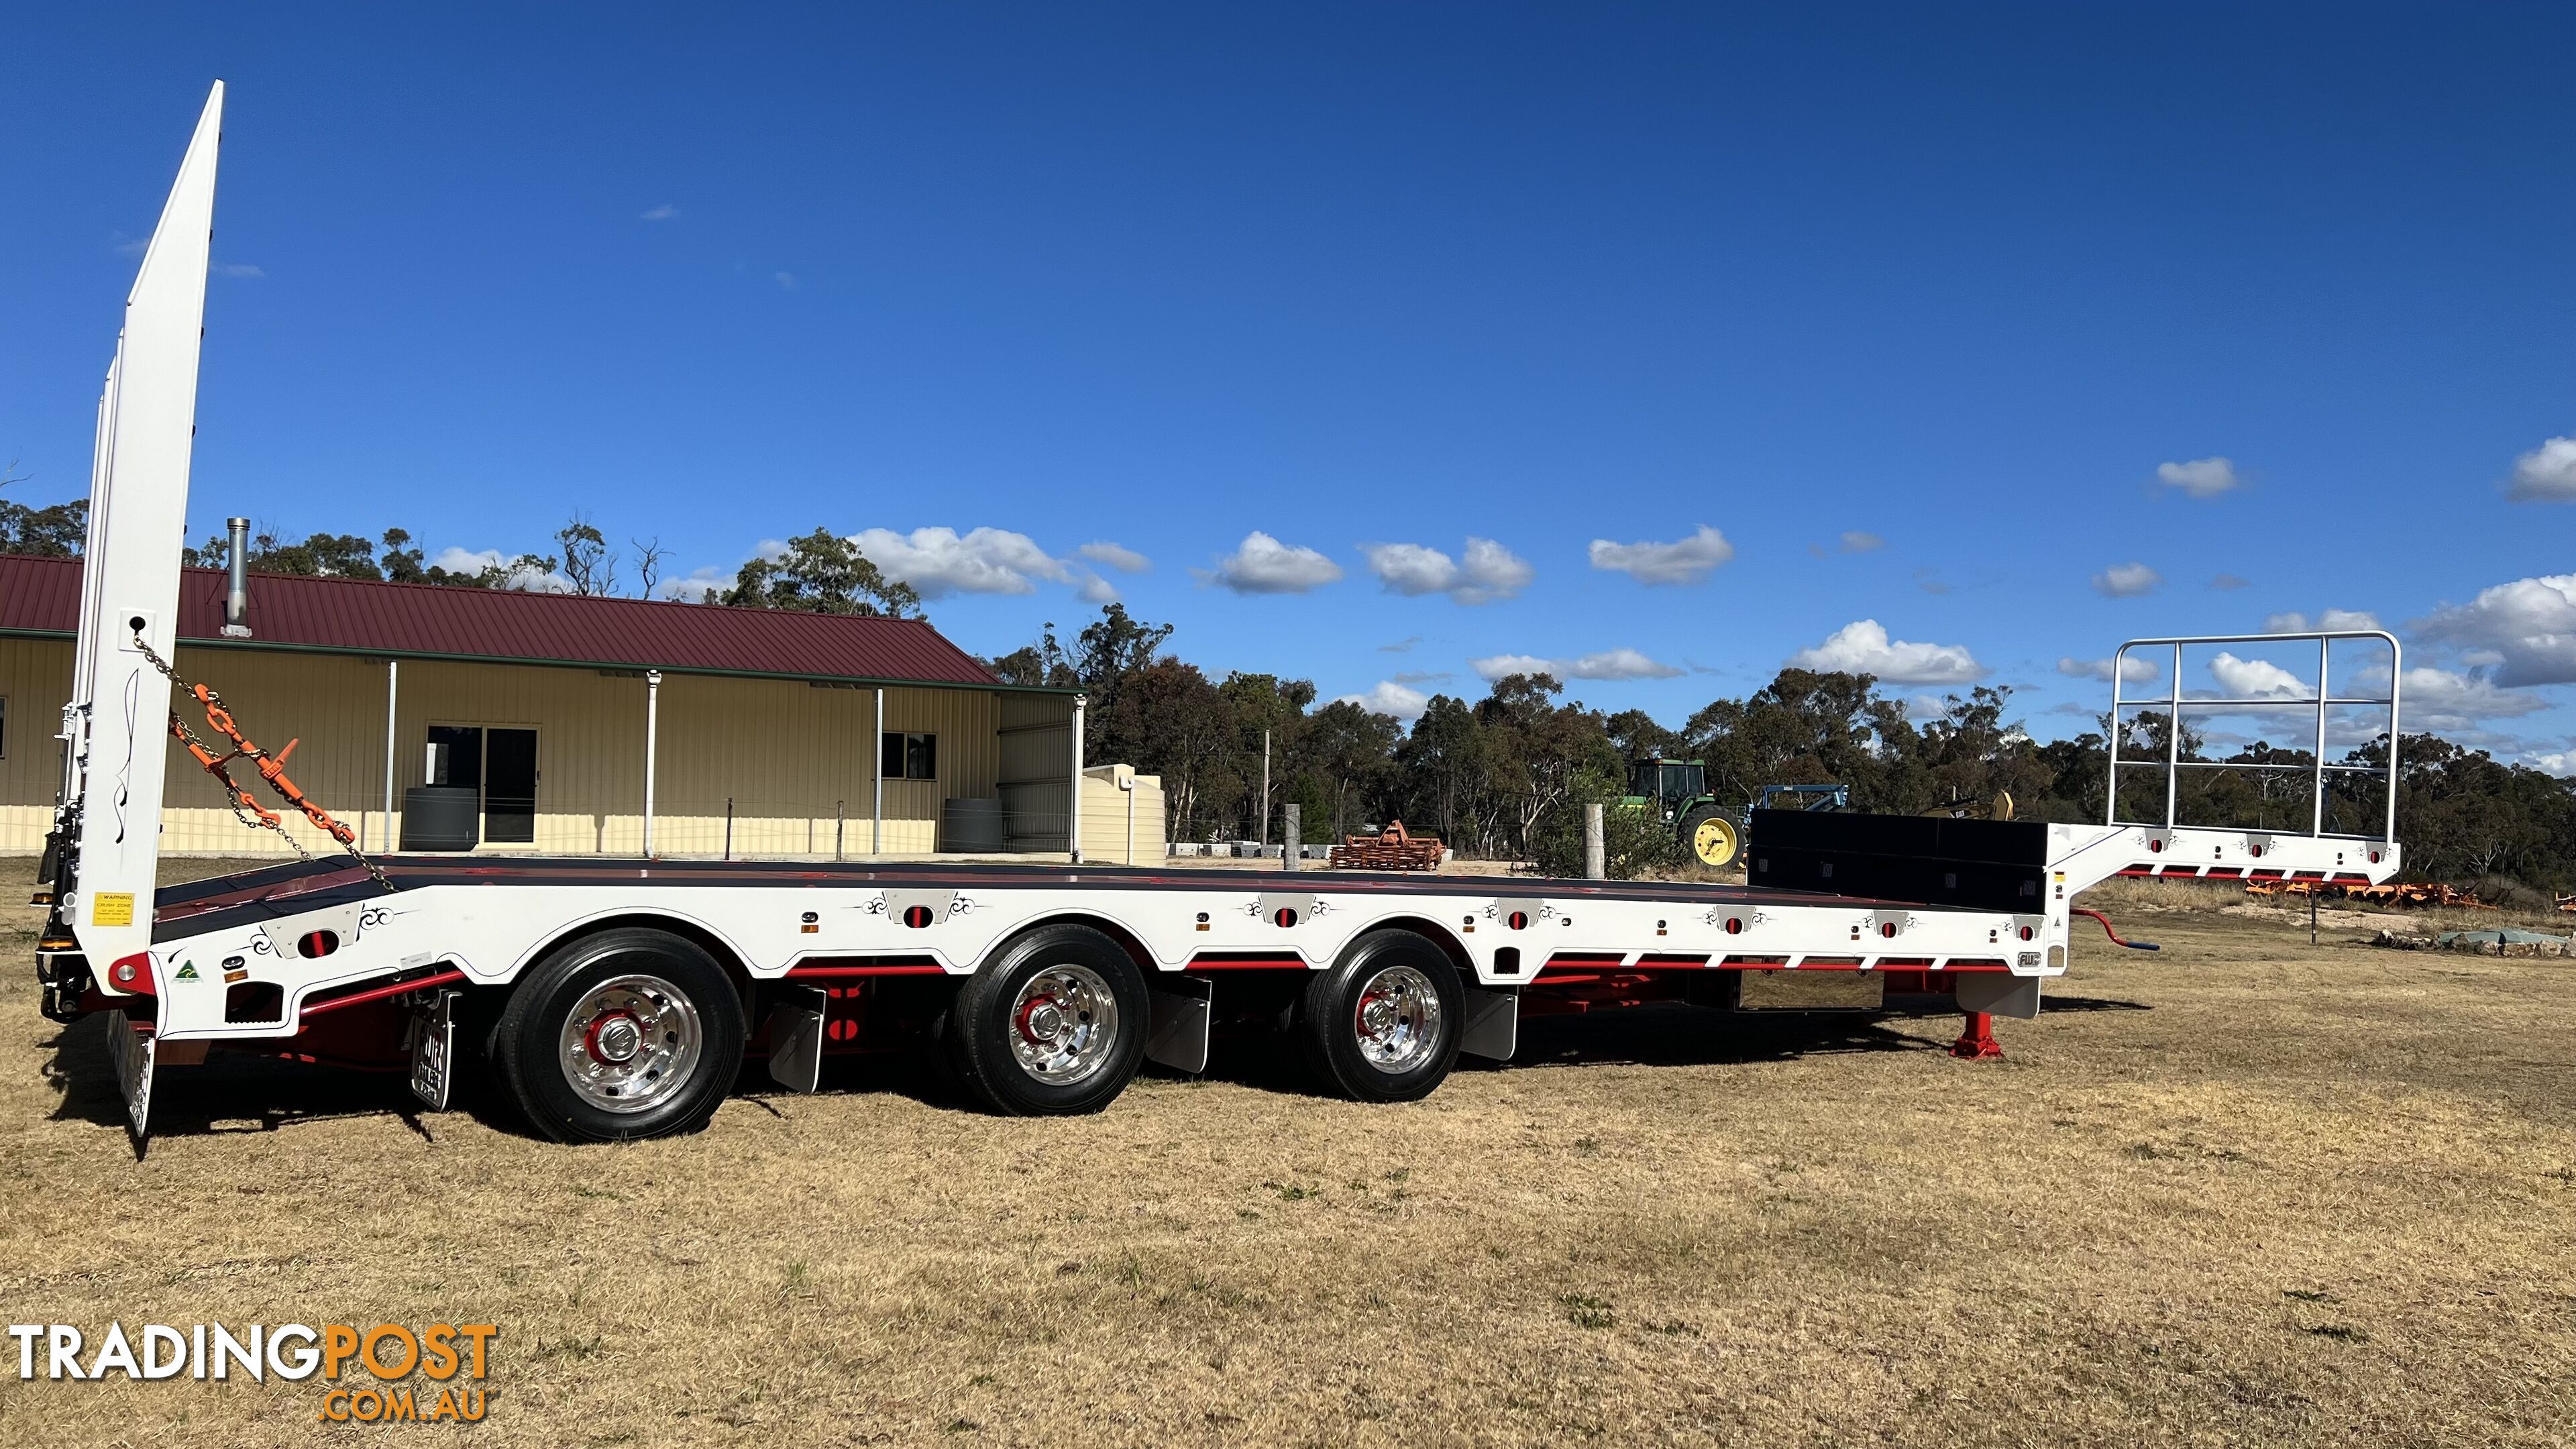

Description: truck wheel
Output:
[494,927,747,1144]
[1682,807,1741,869]
[949,924,1148,1116]
[1294,930,1462,1102]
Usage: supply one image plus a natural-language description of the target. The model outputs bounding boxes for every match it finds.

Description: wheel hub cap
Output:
[1352,964,1440,1073]
[1008,965,1118,1085]
[558,974,704,1115]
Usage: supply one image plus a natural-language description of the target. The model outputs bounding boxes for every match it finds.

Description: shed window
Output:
[881,731,936,781]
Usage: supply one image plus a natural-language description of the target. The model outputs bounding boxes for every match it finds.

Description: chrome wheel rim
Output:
[1352,964,1440,1073]
[1008,963,1119,1085]
[559,973,704,1114]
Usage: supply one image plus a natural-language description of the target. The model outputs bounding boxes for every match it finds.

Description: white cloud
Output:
[1336,680,1431,720]
[1361,537,1533,604]
[1588,525,1735,586]
[2506,437,2576,502]
[851,526,1073,598]
[1469,648,1685,682]
[641,203,680,221]
[2155,457,2243,498]
[2396,665,2550,732]
[2530,750,2576,778]
[2413,573,2576,686]
[2092,562,2162,597]
[2206,653,2312,700]
[428,546,570,593]
[1077,541,1150,574]
[1074,572,1119,604]
[660,566,731,602]
[773,271,797,290]
[1788,620,1984,685]
[212,262,264,278]
[1204,531,1344,594]
[2057,655,2158,684]
[2210,573,2252,590]
[2262,608,2382,635]
[1839,531,1884,553]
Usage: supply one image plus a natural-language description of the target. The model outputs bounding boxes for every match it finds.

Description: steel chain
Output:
[131,632,397,893]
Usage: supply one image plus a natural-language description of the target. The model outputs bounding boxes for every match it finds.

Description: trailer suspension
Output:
[131,631,395,892]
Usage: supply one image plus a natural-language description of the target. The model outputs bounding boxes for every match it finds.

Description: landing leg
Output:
[1950,1010,2003,1061]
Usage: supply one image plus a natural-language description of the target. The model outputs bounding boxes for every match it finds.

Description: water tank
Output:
[400,786,481,851]
[938,797,1006,854]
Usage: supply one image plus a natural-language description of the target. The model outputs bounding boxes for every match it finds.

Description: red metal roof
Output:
[0,554,1017,689]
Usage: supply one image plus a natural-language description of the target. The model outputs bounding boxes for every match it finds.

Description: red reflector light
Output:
[298,930,340,959]
[902,906,934,928]
[1273,908,1299,927]
[1506,912,1529,930]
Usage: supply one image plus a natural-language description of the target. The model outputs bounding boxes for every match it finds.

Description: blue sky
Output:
[3,5,2571,765]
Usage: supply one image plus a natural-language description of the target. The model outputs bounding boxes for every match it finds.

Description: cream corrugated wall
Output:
[1079,765,1167,865]
[0,637,1022,858]
[0,639,76,853]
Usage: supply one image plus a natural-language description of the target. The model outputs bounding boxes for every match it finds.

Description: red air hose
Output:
[2072,907,2159,951]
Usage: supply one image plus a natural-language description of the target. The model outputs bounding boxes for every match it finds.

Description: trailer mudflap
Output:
[765,983,830,1093]
[1459,986,1517,1061]
[108,1007,156,1143]
[409,989,462,1110]
[1146,976,1212,1073]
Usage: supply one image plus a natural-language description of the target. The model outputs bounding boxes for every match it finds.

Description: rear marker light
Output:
[1724,918,1743,935]
[1273,908,1299,928]
[298,930,339,959]
[2019,926,2035,941]
[902,906,935,928]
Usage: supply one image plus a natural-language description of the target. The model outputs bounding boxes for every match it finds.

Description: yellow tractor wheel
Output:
[1683,808,1741,870]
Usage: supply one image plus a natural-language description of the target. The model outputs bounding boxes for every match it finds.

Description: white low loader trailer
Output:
[34,87,2409,1146]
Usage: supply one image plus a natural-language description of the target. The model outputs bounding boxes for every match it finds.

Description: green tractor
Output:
[1622,760,1851,870]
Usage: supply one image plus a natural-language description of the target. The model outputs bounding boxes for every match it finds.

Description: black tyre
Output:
[494,927,747,1144]
[1294,930,1464,1103]
[1682,806,1743,869]
[948,924,1149,1116]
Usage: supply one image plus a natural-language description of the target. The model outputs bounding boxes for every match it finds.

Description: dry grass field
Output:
[3,859,2573,1446]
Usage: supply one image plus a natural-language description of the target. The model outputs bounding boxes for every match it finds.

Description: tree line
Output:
[8,498,2567,894]
[990,604,2576,896]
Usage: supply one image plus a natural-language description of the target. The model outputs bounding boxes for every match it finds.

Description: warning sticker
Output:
[91,892,135,927]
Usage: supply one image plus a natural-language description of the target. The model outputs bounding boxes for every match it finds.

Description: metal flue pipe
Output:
[221,517,252,637]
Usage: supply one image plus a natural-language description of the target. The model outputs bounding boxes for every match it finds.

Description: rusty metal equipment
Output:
[1328,820,1446,872]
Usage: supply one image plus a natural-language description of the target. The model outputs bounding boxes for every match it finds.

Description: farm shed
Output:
[0,554,1093,859]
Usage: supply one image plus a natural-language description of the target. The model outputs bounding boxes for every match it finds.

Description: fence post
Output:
[1283,803,1301,873]
[1584,802,1605,880]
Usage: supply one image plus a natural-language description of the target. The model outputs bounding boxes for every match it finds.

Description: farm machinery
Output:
[1621,761,1848,869]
